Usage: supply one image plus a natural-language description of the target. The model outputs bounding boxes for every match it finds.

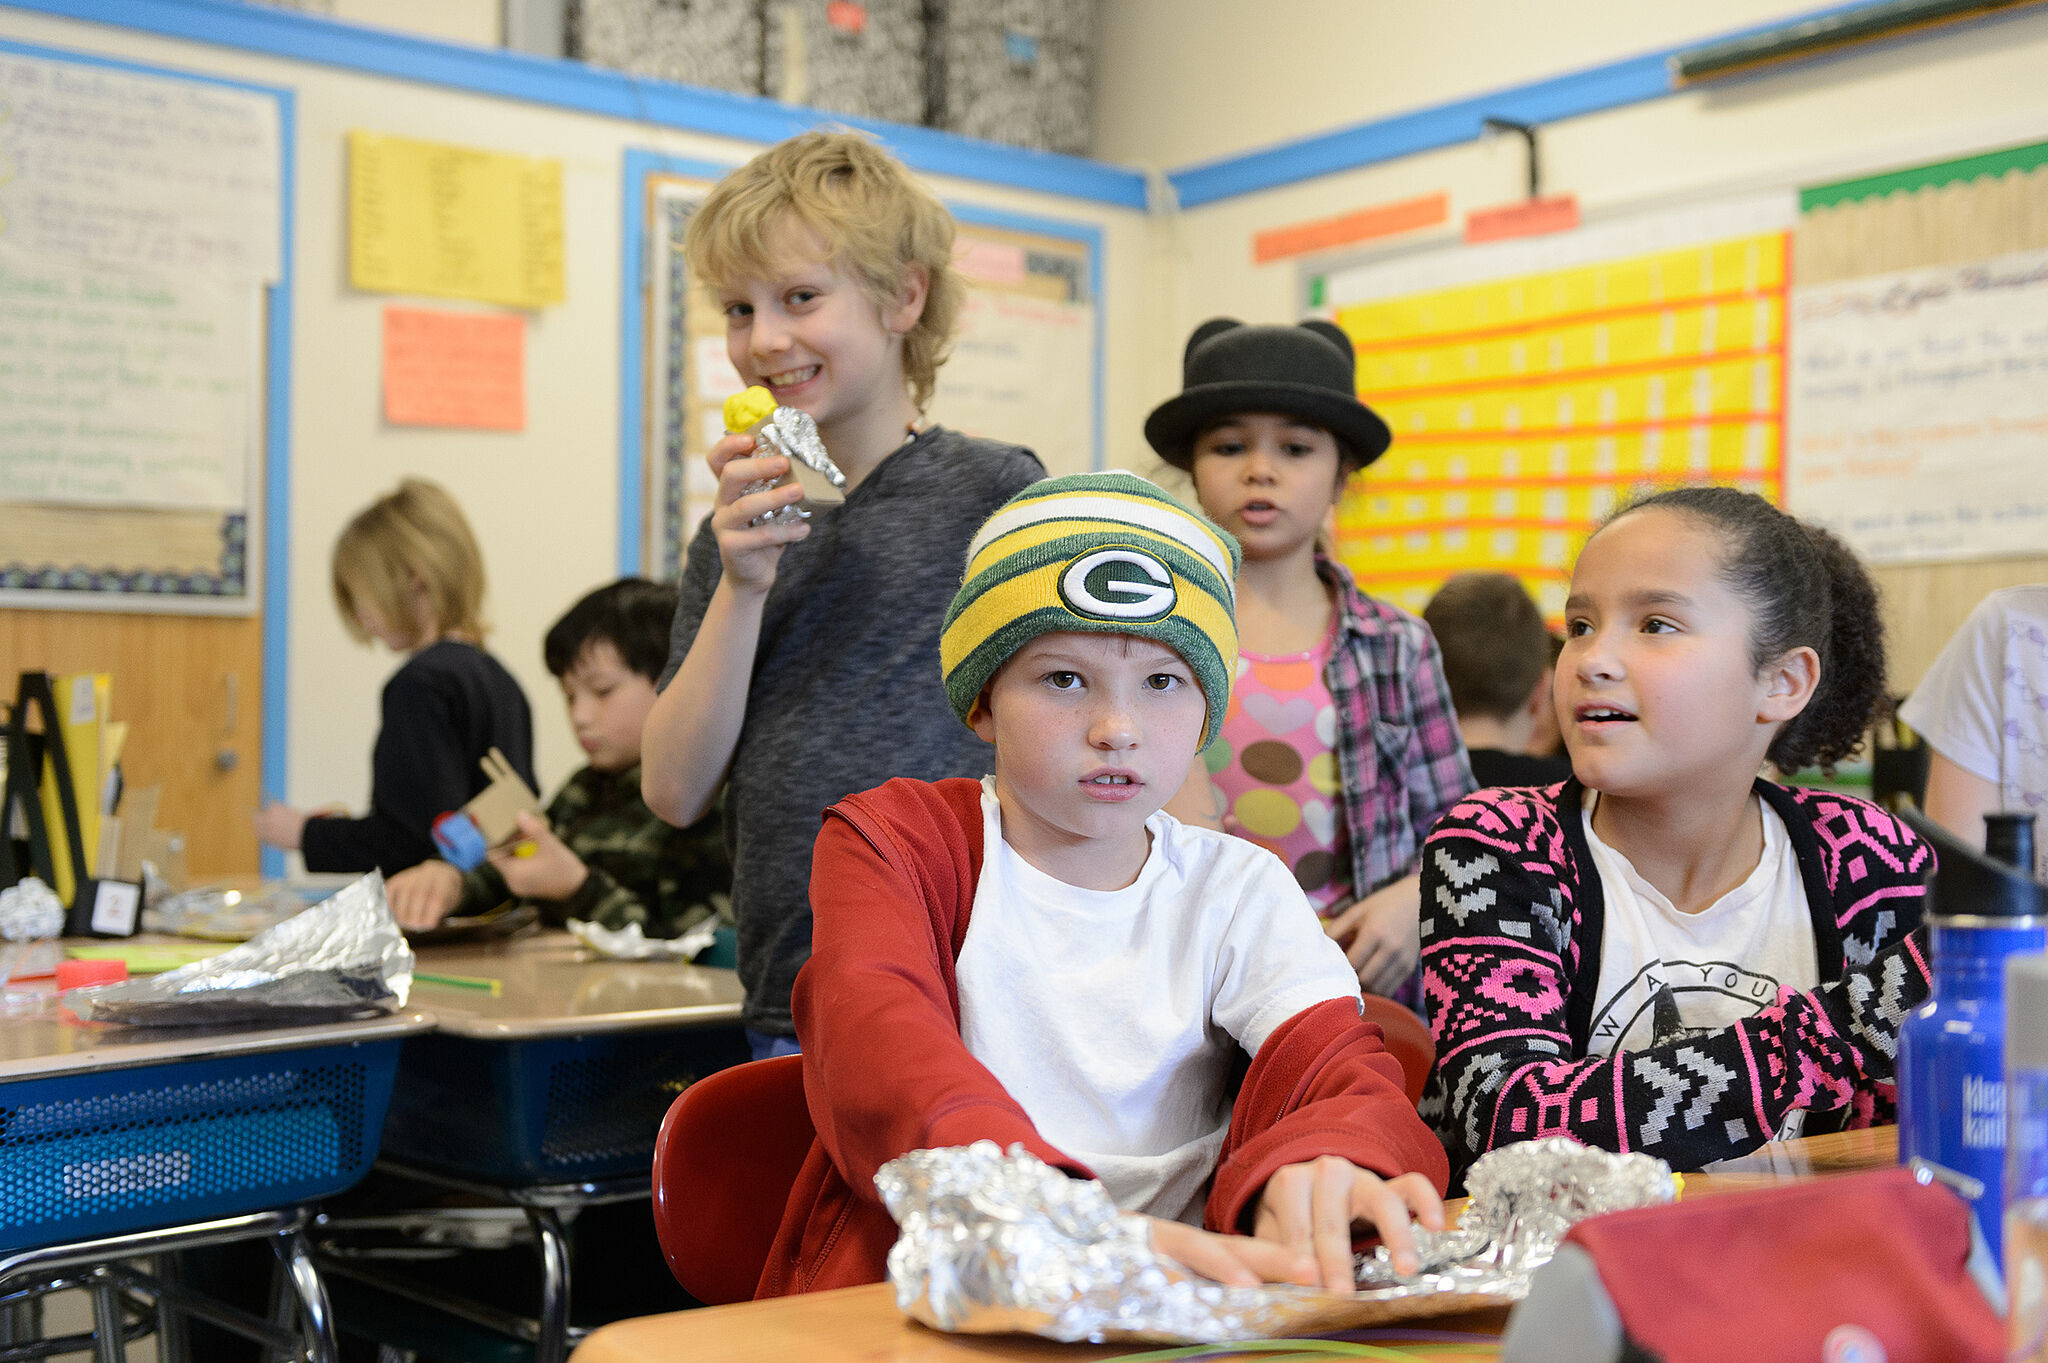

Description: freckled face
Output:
[970,632,1207,881]
[718,220,918,434]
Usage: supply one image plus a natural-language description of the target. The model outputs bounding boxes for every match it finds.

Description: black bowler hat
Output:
[1144,318,1393,474]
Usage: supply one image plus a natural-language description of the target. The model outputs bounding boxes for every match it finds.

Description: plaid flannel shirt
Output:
[1317,552,1475,899]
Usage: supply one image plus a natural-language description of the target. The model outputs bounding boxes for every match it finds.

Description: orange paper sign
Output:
[1463,194,1581,245]
[383,306,525,430]
[1254,193,1449,264]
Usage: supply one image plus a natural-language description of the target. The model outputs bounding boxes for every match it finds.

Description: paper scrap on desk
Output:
[383,307,526,430]
[348,130,565,308]
[68,942,222,974]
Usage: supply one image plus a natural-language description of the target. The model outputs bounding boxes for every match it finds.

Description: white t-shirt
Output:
[1582,796,1818,1136]
[955,778,1364,1225]
[1900,584,2048,879]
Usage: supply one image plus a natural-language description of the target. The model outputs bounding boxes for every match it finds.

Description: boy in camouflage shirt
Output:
[387,579,730,937]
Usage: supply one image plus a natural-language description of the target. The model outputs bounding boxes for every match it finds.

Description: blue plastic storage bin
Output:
[0,1039,404,1252]
[378,1026,749,1184]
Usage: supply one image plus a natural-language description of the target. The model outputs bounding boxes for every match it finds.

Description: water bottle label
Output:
[1969,1075,2009,1150]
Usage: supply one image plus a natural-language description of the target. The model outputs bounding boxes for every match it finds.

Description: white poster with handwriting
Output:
[1788,248,2048,562]
[0,246,256,511]
[0,51,281,282]
[929,291,1095,477]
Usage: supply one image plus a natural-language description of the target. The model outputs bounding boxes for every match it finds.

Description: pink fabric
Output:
[1209,628,1353,913]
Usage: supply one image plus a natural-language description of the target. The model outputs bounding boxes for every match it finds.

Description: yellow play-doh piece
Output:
[723,385,778,433]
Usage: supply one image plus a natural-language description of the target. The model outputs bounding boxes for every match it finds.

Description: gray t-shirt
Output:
[661,425,1044,1034]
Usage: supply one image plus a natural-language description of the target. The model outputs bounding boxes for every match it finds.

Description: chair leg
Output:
[152,1253,190,1363]
[268,1230,337,1363]
[89,1274,128,1363]
[524,1207,572,1363]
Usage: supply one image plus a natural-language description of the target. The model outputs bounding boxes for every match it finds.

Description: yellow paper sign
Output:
[348,130,565,309]
[1333,230,1789,620]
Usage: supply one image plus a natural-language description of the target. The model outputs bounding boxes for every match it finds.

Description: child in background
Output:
[773,472,1447,1296]
[1150,319,1472,1004]
[385,578,730,938]
[1421,487,1932,1180]
[1900,584,2048,878]
[1422,572,1573,789]
[255,478,534,875]
[640,132,1043,1060]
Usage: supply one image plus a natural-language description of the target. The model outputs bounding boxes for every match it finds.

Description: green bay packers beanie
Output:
[940,471,1242,742]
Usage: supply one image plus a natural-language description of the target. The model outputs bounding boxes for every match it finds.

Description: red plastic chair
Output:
[1359,995,1435,1105]
[650,1054,814,1305]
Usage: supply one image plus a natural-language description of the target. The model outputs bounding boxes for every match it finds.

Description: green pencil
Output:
[416,971,503,996]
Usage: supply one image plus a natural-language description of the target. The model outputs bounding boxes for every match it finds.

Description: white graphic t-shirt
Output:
[1582,796,1818,1137]
[1900,584,2048,880]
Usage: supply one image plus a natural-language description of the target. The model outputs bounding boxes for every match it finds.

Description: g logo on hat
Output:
[1058,548,1177,622]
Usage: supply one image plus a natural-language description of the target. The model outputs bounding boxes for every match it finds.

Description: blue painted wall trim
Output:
[0,35,296,877]
[2,0,1150,209]
[616,156,1112,579]
[618,150,736,579]
[1166,0,2010,207]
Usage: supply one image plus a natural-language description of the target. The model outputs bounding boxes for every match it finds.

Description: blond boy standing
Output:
[640,132,1043,1057]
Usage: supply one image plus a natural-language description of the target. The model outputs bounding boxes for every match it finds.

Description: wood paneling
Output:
[0,610,262,877]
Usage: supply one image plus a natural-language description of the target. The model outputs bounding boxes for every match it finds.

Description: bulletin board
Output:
[1313,195,1794,621]
[619,150,1103,581]
[0,39,287,614]
[1789,139,2048,564]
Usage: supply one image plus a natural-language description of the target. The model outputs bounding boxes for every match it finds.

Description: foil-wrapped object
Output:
[1354,1137,1677,1295]
[69,872,414,1026]
[879,1138,1675,1345]
[742,405,846,527]
[0,877,65,941]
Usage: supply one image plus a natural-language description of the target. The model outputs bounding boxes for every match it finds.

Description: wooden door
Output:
[0,610,262,877]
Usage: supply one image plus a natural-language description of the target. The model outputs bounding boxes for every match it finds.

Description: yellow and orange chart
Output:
[1331,230,1789,621]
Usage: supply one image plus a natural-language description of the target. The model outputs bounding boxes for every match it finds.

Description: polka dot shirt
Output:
[1204,628,1354,915]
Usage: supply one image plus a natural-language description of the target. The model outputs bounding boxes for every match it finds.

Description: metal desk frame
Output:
[313,936,746,1363]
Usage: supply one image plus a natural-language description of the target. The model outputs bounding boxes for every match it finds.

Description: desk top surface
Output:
[409,932,744,1039]
[0,1004,435,1081]
[569,1126,1901,1363]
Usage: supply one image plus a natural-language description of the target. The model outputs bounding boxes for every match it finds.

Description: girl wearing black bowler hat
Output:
[1151,319,1474,1012]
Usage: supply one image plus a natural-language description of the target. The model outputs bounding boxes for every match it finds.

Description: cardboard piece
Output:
[463,748,541,845]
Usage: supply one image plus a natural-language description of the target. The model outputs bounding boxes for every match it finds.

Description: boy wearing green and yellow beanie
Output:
[764,471,1448,1300]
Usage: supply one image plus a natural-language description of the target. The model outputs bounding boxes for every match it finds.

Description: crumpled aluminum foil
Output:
[743,405,846,526]
[1354,1137,1677,1295]
[0,877,65,941]
[879,1137,1675,1345]
[566,915,718,962]
[69,872,414,1026]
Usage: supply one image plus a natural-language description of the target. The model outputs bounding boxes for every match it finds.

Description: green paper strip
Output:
[1801,138,2048,211]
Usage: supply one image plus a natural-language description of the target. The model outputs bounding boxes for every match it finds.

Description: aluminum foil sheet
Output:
[743,406,846,526]
[879,1138,1675,1345]
[69,872,414,1026]
[567,916,718,962]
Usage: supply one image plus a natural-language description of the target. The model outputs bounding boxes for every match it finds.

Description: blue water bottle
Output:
[1899,810,2048,1269]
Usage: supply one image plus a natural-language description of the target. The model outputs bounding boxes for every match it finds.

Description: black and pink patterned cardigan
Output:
[1418,777,1932,1180]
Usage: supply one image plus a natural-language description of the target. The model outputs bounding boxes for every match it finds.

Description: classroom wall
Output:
[2,5,1151,822]
[1094,0,1834,171]
[1135,4,2048,685]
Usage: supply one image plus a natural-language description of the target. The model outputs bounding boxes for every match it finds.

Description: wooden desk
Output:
[569,1127,1902,1363]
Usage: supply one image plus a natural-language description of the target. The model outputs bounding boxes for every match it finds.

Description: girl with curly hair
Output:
[1418,486,1933,1179]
